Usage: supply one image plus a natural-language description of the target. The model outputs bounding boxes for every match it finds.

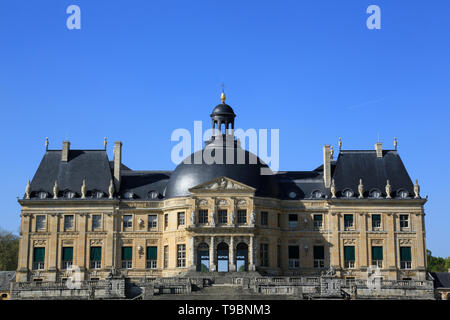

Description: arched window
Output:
[397,189,409,199]
[38,191,48,199]
[288,191,297,199]
[311,190,323,199]
[64,191,75,199]
[369,189,381,198]
[342,189,354,198]
[123,192,134,199]
[148,191,158,200]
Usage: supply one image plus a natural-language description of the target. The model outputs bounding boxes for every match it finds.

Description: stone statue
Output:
[385,180,391,199]
[190,211,196,225]
[25,180,31,199]
[414,179,420,199]
[330,179,336,198]
[358,179,364,198]
[229,211,235,225]
[209,211,215,227]
[250,211,256,225]
[53,180,59,199]
[108,179,114,199]
[81,179,87,199]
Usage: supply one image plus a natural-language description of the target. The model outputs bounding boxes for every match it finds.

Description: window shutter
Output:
[288,246,299,259]
[400,247,411,261]
[33,248,45,262]
[62,247,73,261]
[122,247,132,260]
[371,246,383,260]
[344,246,355,261]
[147,246,157,260]
[90,247,102,261]
[313,246,324,260]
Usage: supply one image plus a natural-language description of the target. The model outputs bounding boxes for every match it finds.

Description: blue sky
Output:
[0,1,449,256]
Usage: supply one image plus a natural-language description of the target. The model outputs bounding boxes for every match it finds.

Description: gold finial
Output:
[394,137,397,150]
[338,137,342,151]
[104,137,107,149]
[330,146,334,159]
[220,92,226,104]
[45,137,49,150]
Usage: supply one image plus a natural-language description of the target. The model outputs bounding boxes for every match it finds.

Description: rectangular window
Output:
[400,247,412,269]
[123,215,132,229]
[164,245,169,268]
[164,214,169,229]
[218,210,227,224]
[371,246,383,268]
[313,246,325,269]
[36,215,46,231]
[288,245,299,269]
[90,247,102,269]
[62,247,73,270]
[277,245,281,268]
[177,212,185,226]
[400,215,409,229]
[372,214,381,230]
[237,210,247,224]
[33,247,45,270]
[92,215,101,230]
[261,211,268,226]
[121,247,132,269]
[146,246,157,269]
[260,244,269,267]
[148,215,157,229]
[198,210,208,224]
[344,214,353,230]
[313,214,323,230]
[277,214,281,228]
[288,214,298,229]
[64,215,74,231]
[344,246,355,269]
[177,244,186,268]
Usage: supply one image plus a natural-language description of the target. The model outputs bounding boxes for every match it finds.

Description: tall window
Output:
[400,215,409,229]
[314,246,325,268]
[372,214,381,230]
[164,245,169,268]
[148,215,157,229]
[146,246,157,269]
[261,212,268,226]
[177,244,186,268]
[277,214,281,228]
[123,215,132,229]
[313,214,323,230]
[62,247,73,270]
[344,214,353,230]
[64,215,74,231]
[277,245,281,268]
[218,210,227,224]
[344,246,355,269]
[288,246,299,269]
[400,247,412,269]
[164,214,169,230]
[371,246,383,268]
[177,212,185,226]
[198,210,208,224]
[260,243,269,267]
[90,247,102,269]
[237,210,247,224]
[36,215,46,231]
[288,214,298,229]
[33,247,45,270]
[92,215,101,230]
[121,247,132,269]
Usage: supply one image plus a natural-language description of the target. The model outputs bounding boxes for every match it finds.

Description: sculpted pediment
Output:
[189,176,256,194]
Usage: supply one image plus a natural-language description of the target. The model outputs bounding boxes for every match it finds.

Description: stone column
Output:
[329,212,340,269]
[17,214,31,282]
[415,213,426,279]
[386,213,397,279]
[359,213,368,269]
[229,236,236,272]
[249,236,255,271]
[209,236,216,271]
[189,236,196,271]
[47,213,59,281]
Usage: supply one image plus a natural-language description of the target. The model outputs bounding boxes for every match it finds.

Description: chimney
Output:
[113,141,122,191]
[375,142,383,158]
[323,145,331,188]
[62,141,70,162]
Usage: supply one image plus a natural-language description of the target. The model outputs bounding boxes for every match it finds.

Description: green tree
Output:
[0,228,19,271]
[427,250,448,272]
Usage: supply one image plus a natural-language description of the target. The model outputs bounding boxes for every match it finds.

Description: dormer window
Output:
[38,192,48,199]
[312,190,323,199]
[343,189,354,198]
[148,191,158,200]
[64,191,75,199]
[123,192,134,199]
[288,192,297,199]
[398,190,409,199]
[369,189,381,199]
[95,191,104,199]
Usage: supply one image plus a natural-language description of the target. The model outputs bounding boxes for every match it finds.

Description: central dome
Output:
[164,142,280,198]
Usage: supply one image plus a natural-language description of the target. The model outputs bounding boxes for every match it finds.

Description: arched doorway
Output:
[217,242,229,272]
[197,243,209,272]
[236,242,248,271]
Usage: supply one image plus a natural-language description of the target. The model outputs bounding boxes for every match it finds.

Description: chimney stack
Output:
[113,141,122,191]
[323,145,331,188]
[62,141,70,162]
[375,142,383,158]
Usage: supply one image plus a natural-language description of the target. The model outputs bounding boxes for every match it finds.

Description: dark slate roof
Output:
[331,150,414,198]
[430,272,450,288]
[120,170,171,200]
[27,150,113,199]
[276,171,328,200]
[0,271,15,291]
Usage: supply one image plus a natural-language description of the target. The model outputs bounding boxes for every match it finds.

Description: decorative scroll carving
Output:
[199,199,208,206]
[90,239,103,245]
[33,240,46,246]
[343,239,356,245]
[399,239,412,245]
